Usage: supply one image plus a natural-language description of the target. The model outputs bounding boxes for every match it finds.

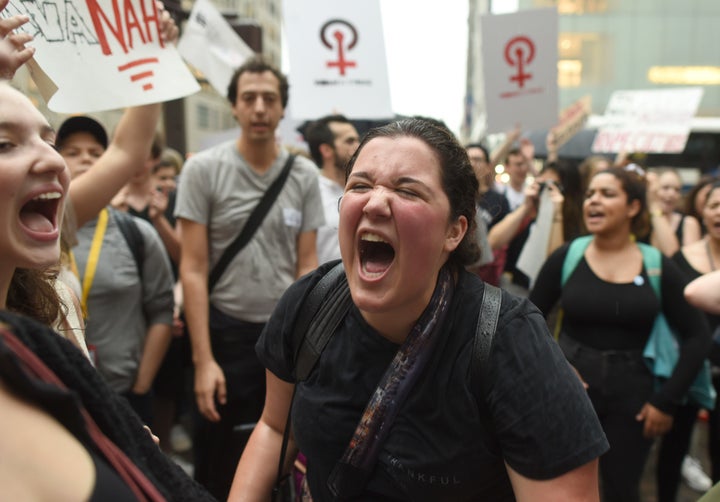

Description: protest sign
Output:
[480,8,558,134]
[177,0,255,97]
[2,0,199,113]
[591,87,704,154]
[551,95,591,149]
[283,0,392,119]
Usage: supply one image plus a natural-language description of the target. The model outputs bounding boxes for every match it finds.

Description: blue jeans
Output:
[559,334,655,502]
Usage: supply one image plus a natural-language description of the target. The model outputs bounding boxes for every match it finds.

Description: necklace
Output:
[706,238,717,271]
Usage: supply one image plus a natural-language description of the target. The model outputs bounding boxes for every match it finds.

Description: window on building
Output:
[558,33,609,86]
[559,60,583,87]
[197,103,210,130]
[533,0,611,14]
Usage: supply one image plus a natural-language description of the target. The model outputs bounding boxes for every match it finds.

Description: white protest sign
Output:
[177,0,255,97]
[283,0,392,120]
[480,8,558,134]
[2,0,199,113]
[591,87,704,154]
[516,188,555,288]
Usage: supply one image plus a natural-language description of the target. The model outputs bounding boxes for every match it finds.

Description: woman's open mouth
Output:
[19,191,62,236]
[359,232,395,278]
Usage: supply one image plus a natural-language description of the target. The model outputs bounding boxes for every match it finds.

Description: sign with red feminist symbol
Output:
[284,0,391,120]
[504,36,535,89]
[480,8,558,134]
[321,19,358,76]
[2,0,199,113]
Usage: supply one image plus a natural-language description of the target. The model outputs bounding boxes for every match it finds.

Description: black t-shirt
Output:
[530,243,711,412]
[257,264,608,501]
[478,189,510,229]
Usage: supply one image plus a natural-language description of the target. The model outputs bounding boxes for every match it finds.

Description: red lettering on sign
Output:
[85,0,163,55]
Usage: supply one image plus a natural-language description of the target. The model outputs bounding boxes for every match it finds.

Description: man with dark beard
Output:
[305,115,360,264]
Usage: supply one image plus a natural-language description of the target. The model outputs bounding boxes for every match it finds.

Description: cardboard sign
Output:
[552,95,591,149]
[2,0,199,113]
[283,0,392,119]
[480,8,559,134]
[177,0,255,97]
[591,87,704,154]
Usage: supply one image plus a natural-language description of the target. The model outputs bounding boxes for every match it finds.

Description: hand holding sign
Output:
[1,0,199,113]
[0,0,34,79]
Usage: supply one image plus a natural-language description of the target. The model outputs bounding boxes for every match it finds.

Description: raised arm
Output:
[488,183,538,250]
[67,2,177,227]
[69,104,162,227]
[489,125,521,169]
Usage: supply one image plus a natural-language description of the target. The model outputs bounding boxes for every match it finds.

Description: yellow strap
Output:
[81,208,109,314]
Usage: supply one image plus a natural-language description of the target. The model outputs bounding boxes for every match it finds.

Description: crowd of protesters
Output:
[2,1,720,501]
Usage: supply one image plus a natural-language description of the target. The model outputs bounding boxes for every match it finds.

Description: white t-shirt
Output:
[317,175,344,265]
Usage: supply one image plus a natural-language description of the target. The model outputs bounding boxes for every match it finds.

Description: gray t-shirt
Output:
[174,141,324,322]
[74,210,174,393]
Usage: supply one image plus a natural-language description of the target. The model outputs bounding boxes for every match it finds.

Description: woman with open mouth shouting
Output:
[230,118,608,501]
[531,167,711,502]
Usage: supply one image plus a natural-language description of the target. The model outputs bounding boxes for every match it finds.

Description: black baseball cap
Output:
[56,116,108,150]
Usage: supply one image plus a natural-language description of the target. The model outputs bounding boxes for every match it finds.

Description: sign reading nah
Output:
[2,0,199,113]
[5,0,163,54]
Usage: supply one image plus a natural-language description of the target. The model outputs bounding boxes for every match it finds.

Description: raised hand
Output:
[0,0,34,79]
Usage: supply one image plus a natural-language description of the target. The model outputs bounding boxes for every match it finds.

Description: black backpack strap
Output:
[111,208,145,280]
[292,262,351,381]
[471,283,502,394]
[209,154,296,293]
[273,262,350,493]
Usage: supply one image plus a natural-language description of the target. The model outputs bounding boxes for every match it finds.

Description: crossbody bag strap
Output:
[208,154,296,293]
[273,262,350,497]
[470,283,502,393]
[273,385,298,501]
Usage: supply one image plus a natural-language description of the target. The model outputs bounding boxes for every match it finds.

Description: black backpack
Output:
[109,208,145,280]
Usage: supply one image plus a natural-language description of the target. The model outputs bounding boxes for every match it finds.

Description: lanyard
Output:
[80,208,109,314]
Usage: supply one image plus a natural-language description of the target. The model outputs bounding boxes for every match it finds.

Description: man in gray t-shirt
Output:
[175,56,324,500]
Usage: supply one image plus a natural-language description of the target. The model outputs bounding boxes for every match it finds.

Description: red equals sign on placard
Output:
[117,58,159,91]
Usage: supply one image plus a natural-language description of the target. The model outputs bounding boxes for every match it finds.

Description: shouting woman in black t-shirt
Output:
[230,118,608,501]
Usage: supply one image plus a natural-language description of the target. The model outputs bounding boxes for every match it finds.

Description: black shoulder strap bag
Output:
[208,154,295,292]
